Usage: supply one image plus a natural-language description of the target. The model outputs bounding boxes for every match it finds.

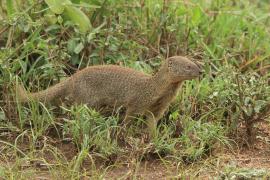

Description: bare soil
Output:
[223,121,270,169]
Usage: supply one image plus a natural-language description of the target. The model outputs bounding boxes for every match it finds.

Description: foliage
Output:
[179,66,270,141]
[63,105,120,157]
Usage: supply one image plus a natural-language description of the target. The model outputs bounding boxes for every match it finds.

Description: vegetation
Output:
[0,0,269,178]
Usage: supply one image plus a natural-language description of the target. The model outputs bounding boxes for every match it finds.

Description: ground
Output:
[1,121,269,179]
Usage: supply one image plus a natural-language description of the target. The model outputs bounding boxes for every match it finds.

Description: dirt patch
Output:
[222,121,270,170]
[104,160,178,179]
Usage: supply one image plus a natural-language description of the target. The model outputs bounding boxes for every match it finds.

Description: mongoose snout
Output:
[16,56,200,138]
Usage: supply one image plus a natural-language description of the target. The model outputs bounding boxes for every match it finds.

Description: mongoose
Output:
[17,56,202,138]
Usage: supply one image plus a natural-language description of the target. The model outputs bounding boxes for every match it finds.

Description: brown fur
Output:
[16,56,201,137]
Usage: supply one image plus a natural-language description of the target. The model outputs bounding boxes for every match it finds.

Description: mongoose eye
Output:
[187,65,191,69]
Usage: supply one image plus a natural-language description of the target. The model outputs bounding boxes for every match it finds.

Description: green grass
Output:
[0,0,270,178]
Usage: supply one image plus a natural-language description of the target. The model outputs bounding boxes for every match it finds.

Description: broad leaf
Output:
[45,0,71,14]
[6,0,16,17]
[64,5,91,33]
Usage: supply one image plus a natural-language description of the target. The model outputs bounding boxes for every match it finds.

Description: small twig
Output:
[5,26,14,48]
[235,74,244,108]
[236,74,255,143]
[185,27,191,55]
[0,26,10,36]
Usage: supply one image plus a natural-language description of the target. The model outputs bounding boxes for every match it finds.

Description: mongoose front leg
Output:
[145,111,158,139]
[145,108,167,139]
[146,83,182,139]
[146,96,175,139]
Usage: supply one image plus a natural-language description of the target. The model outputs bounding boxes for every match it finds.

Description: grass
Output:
[0,0,270,178]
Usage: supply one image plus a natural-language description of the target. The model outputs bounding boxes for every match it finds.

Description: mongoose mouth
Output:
[180,75,200,79]
[171,75,199,83]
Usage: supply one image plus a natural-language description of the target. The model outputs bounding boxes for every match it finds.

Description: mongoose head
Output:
[166,56,202,82]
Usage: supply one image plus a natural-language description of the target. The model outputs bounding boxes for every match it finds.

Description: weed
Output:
[63,105,120,157]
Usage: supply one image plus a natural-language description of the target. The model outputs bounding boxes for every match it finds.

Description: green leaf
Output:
[254,100,266,113]
[87,21,106,42]
[64,5,91,33]
[6,0,16,17]
[67,38,78,53]
[44,10,58,24]
[191,6,202,26]
[169,111,179,121]
[74,42,84,54]
[45,0,71,14]
[0,110,5,121]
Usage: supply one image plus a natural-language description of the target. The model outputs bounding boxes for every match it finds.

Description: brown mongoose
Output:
[16,56,202,137]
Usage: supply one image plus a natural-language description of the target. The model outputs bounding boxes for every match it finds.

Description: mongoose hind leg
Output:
[123,107,143,126]
[145,111,158,139]
[116,107,142,138]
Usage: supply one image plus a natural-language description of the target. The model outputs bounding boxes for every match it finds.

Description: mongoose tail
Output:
[16,80,69,103]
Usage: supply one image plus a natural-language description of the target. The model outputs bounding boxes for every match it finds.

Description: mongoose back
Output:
[17,56,202,137]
